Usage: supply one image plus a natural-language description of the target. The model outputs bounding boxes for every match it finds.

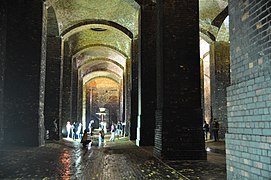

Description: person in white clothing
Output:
[66,121,71,138]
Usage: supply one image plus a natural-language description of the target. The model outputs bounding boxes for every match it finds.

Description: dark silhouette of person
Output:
[213,120,219,141]
[51,118,58,140]
[81,129,91,147]
[203,120,209,140]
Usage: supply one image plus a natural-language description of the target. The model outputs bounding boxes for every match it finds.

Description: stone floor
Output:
[0,135,226,180]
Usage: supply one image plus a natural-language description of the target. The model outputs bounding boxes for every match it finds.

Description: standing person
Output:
[77,122,82,139]
[66,121,71,138]
[203,120,209,140]
[109,124,115,142]
[98,130,103,146]
[212,119,219,141]
[117,121,122,137]
[88,120,94,134]
[101,128,105,140]
[71,122,76,140]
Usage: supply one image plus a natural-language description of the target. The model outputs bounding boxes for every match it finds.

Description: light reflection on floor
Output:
[59,149,71,177]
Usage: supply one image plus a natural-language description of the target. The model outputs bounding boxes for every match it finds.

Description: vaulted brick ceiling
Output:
[199,0,229,42]
[47,0,139,36]
[46,0,140,84]
[46,0,228,82]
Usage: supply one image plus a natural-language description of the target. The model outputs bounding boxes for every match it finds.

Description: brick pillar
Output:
[3,1,45,146]
[226,1,271,179]
[123,74,127,124]
[61,41,72,130]
[125,60,131,136]
[77,73,83,124]
[89,84,96,130]
[82,85,87,130]
[210,42,230,140]
[136,2,156,146]
[44,7,61,140]
[71,62,78,122]
[0,2,7,144]
[154,0,206,160]
[86,87,91,130]
[130,39,139,140]
[119,79,123,123]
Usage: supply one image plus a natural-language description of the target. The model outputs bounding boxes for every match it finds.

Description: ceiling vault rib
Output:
[200,28,216,42]
[211,6,228,29]
[73,44,129,60]
[78,58,125,70]
[85,76,120,85]
[60,19,133,38]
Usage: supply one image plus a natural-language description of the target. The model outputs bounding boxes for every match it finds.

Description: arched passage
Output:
[53,0,139,139]
[84,77,120,132]
[81,67,123,132]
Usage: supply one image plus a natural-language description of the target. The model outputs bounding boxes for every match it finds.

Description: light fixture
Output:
[91,27,107,32]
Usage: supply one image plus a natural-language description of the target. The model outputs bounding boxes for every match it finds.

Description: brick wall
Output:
[226,0,271,179]
[0,2,7,143]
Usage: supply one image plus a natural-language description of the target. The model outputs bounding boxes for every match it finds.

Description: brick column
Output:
[130,39,139,140]
[61,41,72,129]
[226,1,271,179]
[125,60,131,136]
[71,62,78,122]
[210,42,230,139]
[3,1,45,146]
[86,87,91,130]
[82,84,87,130]
[119,79,124,123]
[154,0,206,160]
[123,74,127,124]
[136,2,156,146]
[77,73,83,124]
[0,2,7,144]
[44,7,61,140]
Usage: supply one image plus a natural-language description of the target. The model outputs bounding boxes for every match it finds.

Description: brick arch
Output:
[200,29,216,43]
[82,70,122,85]
[60,20,134,39]
[79,60,123,80]
[83,75,122,130]
[211,6,228,29]
[73,45,127,70]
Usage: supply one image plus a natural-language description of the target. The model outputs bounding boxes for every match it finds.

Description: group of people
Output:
[109,121,124,142]
[66,120,125,148]
[66,121,83,140]
[203,119,220,141]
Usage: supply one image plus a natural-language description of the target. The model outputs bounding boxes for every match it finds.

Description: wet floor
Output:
[0,136,226,179]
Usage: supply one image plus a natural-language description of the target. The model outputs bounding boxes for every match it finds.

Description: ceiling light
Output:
[91,27,107,32]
